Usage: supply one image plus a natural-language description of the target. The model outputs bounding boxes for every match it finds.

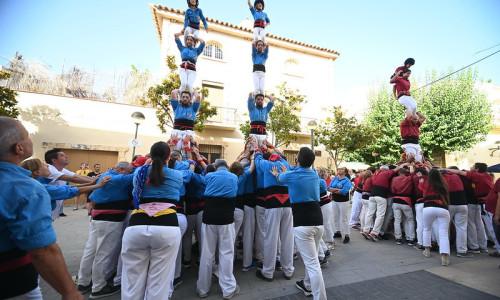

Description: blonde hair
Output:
[21,158,43,178]
[316,167,327,179]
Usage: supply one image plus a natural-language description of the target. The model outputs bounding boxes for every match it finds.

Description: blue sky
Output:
[1,0,499,106]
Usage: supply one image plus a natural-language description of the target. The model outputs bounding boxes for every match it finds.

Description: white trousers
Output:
[243,205,256,267]
[262,207,294,278]
[294,226,327,300]
[364,196,386,235]
[184,26,200,40]
[179,68,196,97]
[78,220,124,292]
[320,202,334,243]
[448,205,468,253]
[249,133,267,147]
[332,201,350,235]
[234,208,244,239]
[392,203,415,240]
[483,210,500,252]
[253,27,266,43]
[467,204,487,250]
[415,203,424,245]
[401,143,423,162]
[197,223,237,298]
[183,211,203,262]
[380,197,394,235]
[51,200,64,221]
[423,207,450,254]
[174,213,187,280]
[349,191,363,226]
[253,71,266,96]
[171,129,195,151]
[398,95,417,116]
[360,199,370,230]
[121,225,181,300]
[255,205,266,261]
[113,210,132,286]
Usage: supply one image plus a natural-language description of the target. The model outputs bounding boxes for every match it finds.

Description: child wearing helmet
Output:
[248,0,270,43]
[183,0,209,41]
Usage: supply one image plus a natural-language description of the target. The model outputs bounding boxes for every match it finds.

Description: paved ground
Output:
[41,207,500,299]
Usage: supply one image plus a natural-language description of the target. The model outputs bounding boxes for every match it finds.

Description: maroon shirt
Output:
[371,169,396,198]
[442,173,467,205]
[413,173,426,203]
[485,178,500,214]
[400,118,423,144]
[466,171,493,201]
[419,180,447,209]
[390,175,413,206]
[393,77,411,95]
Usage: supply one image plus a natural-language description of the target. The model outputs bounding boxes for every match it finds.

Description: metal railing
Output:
[207,106,240,125]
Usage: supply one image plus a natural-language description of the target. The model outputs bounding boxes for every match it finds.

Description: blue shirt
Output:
[204,167,238,198]
[174,161,194,197]
[277,167,320,204]
[328,176,352,195]
[256,162,265,189]
[319,178,327,194]
[175,38,205,63]
[171,99,201,121]
[0,162,56,252]
[248,98,274,122]
[237,169,251,196]
[185,173,207,199]
[250,7,270,23]
[135,165,184,200]
[244,166,255,194]
[252,46,269,65]
[36,177,78,210]
[254,152,291,188]
[89,170,133,203]
[184,7,208,29]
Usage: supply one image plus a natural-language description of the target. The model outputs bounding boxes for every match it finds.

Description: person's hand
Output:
[270,165,279,177]
[98,176,112,187]
[91,175,100,185]
[280,164,288,173]
[145,158,153,165]
[205,28,209,34]
[181,28,185,34]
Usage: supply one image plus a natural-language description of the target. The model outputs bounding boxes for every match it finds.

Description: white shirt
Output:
[47,164,75,187]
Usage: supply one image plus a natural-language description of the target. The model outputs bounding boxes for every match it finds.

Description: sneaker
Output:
[77,283,92,294]
[369,233,380,242]
[351,225,360,230]
[480,248,489,253]
[423,248,431,258]
[361,232,371,240]
[256,270,273,282]
[378,233,390,240]
[275,260,282,271]
[326,242,335,250]
[242,261,257,272]
[489,252,500,258]
[197,289,209,298]
[343,236,350,244]
[89,285,121,299]
[223,285,240,299]
[173,277,182,289]
[256,261,263,270]
[407,240,415,246]
[334,232,342,238]
[182,259,191,269]
[413,243,423,250]
[293,252,299,260]
[441,255,450,266]
[319,257,329,268]
[284,273,293,280]
[324,250,331,259]
[295,280,312,297]
[468,248,481,254]
[457,252,474,258]
[59,213,67,217]
[396,239,402,245]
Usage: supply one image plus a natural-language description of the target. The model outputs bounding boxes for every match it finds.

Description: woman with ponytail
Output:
[418,168,451,266]
[121,142,188,299]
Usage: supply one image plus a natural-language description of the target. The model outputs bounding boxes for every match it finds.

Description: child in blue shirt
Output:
[248,0,270,43]
[174,31,205,98]
[183,0,209,42]
[252,40,269,96]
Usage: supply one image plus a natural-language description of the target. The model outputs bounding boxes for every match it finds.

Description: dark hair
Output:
[263,152,272,160]
[361,170,372,185]
[448,166,459,170]
[194,164,203,174]
[256,40,265,47]
[45,148,62,164]
[254,0,264,10]
[403,68,411,74]
[474,162,487,173]
[389,165,397,170]
[187,0,199,8]
[397,168,408,175]
[428,168,450,205]
[229,161,244,176]
[181,91,192,99]
[404,58,415,66]
[206,164,216,174]
[168,151,182,169]
[132,155,141,162]
[415,167,428,175]
[149,142,170,187]
[297,147,315,168]
[367,166,377,173]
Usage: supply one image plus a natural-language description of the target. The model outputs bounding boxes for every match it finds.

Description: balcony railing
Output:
[207,106,240,125]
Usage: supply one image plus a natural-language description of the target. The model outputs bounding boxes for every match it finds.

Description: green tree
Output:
[0,71,19,118]
[363,69,492,164]
[316,106,379,171]
[141,56,217,133]
[240,82,306,147]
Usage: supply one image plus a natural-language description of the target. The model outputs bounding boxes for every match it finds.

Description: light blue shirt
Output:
[248,98,274,122]
[204,167,238,198]
[135,165,184,200]
[89,170,133,203]
[277,167,320,204]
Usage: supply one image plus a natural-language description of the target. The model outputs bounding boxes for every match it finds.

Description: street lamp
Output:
[372,150,379,165]
[306,120,318,168]
[131,112,146,159]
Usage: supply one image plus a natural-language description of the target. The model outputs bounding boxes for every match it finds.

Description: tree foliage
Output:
[362,69,492,164]
[141,55,217,133]
[316,106,379,171]
[240,82,306,147]
[125,65,152,105]
[0,71,19,118]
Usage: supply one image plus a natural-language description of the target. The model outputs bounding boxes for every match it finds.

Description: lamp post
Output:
[131,112,146,160]
[372,150,379,166]
[306,120,318,168]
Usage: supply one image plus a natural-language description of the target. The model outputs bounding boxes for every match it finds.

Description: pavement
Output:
[41,207,500,299]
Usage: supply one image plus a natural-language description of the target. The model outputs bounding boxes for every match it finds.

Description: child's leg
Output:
[179,69,188,92]
[193,29,200,39]
[259,72,266,95]
[260,28,266,44]
[184,27,193,40]
[253,28,259,42]
[253,71,260,95]
[187,70,197,97]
